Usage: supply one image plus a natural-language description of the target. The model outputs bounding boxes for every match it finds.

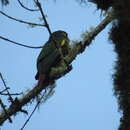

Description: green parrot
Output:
[35,30,71,89]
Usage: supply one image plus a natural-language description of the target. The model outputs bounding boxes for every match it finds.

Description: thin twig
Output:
[0,88,10,94]
[34,0,51,34]
[0,99,12,123]
[17,0,39,12]
[0,11,45,27]
[0,35,43,49]
[20,91,46,130]
[0,73,13,103]
[0,92,23,96]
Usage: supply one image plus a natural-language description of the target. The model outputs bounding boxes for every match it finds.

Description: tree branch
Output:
[34,0,52,35]
[0,92,23,96]
[0,99,12,123]
[0,11,45,27]
[17,0,39,12]
[0,11,114,125]
[0,88,10,93]
[0,35,43,49]
[0,73,13,103]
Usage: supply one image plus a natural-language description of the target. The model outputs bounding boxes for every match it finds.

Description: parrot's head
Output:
[50,30,70,43]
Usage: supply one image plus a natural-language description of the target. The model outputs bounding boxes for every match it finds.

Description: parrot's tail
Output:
[37,74,46,89]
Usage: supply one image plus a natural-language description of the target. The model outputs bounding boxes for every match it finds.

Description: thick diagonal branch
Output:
[0,11,114,125]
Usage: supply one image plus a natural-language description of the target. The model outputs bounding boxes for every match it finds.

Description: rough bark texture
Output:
[110,1,130,130]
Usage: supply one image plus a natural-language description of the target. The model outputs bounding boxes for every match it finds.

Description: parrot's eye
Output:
[62,32,68,37]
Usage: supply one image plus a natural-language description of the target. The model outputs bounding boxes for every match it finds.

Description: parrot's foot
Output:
[50,62,72,79]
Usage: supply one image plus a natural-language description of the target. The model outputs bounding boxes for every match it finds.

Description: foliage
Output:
[109,0,130,129]
[0,0,9,6]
